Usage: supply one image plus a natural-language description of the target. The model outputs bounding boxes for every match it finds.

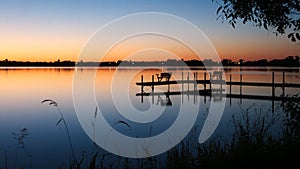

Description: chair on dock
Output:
[156,72,172,82]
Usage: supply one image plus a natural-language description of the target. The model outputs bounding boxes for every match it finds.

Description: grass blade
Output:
[117,120,131,129]
[56,118,63,126]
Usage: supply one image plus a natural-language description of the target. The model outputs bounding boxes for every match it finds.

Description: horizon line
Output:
[1,55,299,63]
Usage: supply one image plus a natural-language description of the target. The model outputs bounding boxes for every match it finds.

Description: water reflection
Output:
[157,94,172,106]
[0,67,299,168]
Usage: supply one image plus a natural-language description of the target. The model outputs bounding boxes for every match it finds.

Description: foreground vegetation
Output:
[1,95,299,169]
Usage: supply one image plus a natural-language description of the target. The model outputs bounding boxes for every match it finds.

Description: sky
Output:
[0,0,299,62]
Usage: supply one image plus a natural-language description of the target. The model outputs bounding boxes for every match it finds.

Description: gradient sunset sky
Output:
[0,0,299,62]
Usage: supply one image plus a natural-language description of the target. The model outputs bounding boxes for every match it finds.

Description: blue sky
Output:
[0,0,299,61]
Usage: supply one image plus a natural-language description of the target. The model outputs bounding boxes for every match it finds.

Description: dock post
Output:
[152,75,154,104]
[272,72,275,98]
[187,72,190,101]
[272,72,275,112]
[141,75,144,103]
[182,72,184,104]
[229,74,232,105]
[194,72,197,104]
[209,72,212,96]
[230,74,232,96]
[182,72,184,92]
[282,72,285,109]
[240,73,242,96]
[204,72,207,103]
[152,75,154,92]
[204,72,207,91]
[194,72,197,91]
[167,73,170,93]
[181,72,184,104]
[220,72,223,95]
[282,72,285,98]
[187,72,189,92]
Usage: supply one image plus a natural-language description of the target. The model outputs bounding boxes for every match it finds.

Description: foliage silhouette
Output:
[214,0,300,42]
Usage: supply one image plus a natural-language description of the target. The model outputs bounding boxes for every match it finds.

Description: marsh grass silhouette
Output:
[41,99,81,167]
[0,128,31,169]
[12,127,29,169]
[41,99,121,169]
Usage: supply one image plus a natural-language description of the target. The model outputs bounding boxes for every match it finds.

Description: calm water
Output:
[0,67,299,168]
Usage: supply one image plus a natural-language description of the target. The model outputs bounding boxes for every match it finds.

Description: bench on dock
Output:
[156,72,172,82]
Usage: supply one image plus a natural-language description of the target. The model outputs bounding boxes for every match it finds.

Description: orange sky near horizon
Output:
[1,30,298,62]
[1,34,299,62]
[0,27,84,62]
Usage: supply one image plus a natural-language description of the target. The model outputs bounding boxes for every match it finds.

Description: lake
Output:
[0,67,300,168]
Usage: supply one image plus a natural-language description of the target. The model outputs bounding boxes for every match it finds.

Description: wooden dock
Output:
[136,72,300,101]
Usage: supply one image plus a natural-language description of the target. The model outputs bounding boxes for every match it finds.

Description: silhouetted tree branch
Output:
[214,0,300,42]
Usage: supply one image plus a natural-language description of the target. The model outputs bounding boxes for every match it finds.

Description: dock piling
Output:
[141,75,144,103]
[204,72,207,103]
[272,72,275,112]
[209,72,212,95]
[240,74,242,96]
[194,72,197,91]
[272,72,275,98]
[282,72,285,98]
[187,72,190,92]
[230,74,232,96]
[220,72,223,94]
[204,72,207,91]
[152,75,154,92]
[181,72,184,104]
[181,72,184,91]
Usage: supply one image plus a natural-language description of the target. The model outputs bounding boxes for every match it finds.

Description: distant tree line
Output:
[0,56,299,67]
[222,56,300,67]
[0,59,75,67]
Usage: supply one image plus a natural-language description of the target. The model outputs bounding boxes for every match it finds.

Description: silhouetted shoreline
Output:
[0,56,299,67]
